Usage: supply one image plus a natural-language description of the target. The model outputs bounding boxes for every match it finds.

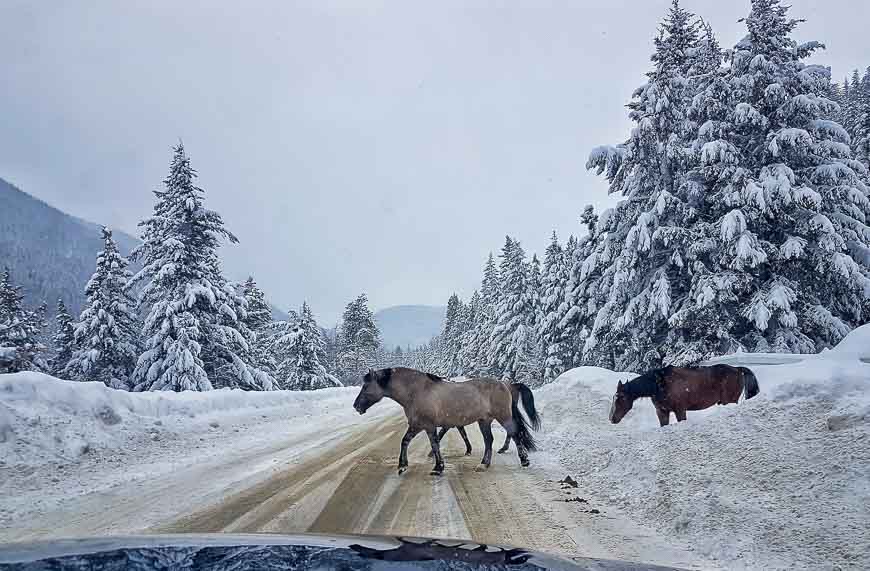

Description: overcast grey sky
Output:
[1,1,868,323]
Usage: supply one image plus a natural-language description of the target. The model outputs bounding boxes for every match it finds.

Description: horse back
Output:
[421,377,511,427]
[662,365,743,409]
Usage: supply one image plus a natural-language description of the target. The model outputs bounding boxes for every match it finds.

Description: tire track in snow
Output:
[161,414,709,569]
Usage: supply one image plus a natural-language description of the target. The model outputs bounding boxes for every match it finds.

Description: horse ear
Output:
[617,380,624,389]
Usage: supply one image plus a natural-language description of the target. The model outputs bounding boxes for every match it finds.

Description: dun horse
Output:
[353,367,538,475]
[430,382,541,456]
[610,364,760,426]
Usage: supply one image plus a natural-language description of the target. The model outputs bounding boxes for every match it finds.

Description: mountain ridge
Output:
[0,177,287,320]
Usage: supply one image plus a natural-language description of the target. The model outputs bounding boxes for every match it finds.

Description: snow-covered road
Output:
[0,383,709,569]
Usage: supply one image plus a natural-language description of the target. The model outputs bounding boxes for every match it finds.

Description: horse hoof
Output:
[520,459,530,467]
[430,469,444,476]
[398,466,408,475]
[464,451,472,456]
[497,449,507,454]
[427,453,434,458]
[474,465,490,473]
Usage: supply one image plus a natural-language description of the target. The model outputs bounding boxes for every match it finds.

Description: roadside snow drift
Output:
[0,372,360,467]
[538,324,870,570]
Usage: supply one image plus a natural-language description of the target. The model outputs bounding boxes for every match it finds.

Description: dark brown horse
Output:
[609,364,760,426]
[430,382,541,456]
[353,367,537,475]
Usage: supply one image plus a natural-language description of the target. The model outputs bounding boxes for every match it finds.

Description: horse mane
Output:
[425,372,445,382]
[364,367,393,388]
[625,367,668,399]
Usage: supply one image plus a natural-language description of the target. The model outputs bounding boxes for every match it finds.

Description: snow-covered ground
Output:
[1,327,869,570]
[0,375,397,536]
[537,325,870,570]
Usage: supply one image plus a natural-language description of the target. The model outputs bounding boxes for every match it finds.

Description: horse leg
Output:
[457,425,473,456]
[476,420,494,472]
[426,429,445,476]
[497,432,511,454]
[498,417,530,467]
[675,409,687,422]
[398,426,421,475]
[428,427,449,458]
[655,406,670,427]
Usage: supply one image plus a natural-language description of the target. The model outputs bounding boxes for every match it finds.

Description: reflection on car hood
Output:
[0,533,688,570]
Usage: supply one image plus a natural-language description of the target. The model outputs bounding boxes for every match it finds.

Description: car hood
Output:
[0,532,688,570]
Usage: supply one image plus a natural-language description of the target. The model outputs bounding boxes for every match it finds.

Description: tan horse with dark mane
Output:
[431,381,541,456]
[353,367,537,475]
[610,364,760,426]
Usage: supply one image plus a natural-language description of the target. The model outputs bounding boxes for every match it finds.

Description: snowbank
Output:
[537,328,870,570]
[0,372,361,466]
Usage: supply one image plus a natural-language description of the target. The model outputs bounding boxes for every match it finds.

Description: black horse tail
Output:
[513,383,541,431]
[511,397,538,452]
[739,367,760,400]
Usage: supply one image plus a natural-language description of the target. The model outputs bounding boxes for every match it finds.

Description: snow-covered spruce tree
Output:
[336,293,381,384]
[456,289,480,373]
[681,0,870,357]
[487,236,539,384]
[538,232,571,382]
[838,70,863,145]
[0,268,46,373]
[130,143,275,392]
[526,253,544,381]
[459,253,500,375]
[436,293,467,376]
[65,227,139,388]
[559,209,610,367]
[51,298,76,376]
[241,277,273,331]
[277,302,341,390]
[241,276,278,376]
[583,0,704,370]
[852,68,870,165]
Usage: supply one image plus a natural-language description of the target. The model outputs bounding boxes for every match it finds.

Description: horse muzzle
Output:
[353,399,370,415]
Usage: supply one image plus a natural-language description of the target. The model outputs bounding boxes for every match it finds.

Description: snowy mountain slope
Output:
[537,324,870,570]
[0,177,139,315]
[374,305,445,349]
[0,177,288,320]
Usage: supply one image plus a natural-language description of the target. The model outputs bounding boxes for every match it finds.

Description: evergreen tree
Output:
[336,293,381,384]
[66,227,140,388]
[538,232,571,382]
[241,276,277,376]
[692,19,722,79]
[853,68,870,165]
[680,0,870,358]
[51,298,76,377]
[526,253,544,380]
[560,209,608,367]
[487,236,539,383]
[460,254,500,375]
[584,0,703,370]
[277,302,341,390]
[0,269,46,373]
[437,293,466,376]
[241,277,273,331]
[130,143,275,392]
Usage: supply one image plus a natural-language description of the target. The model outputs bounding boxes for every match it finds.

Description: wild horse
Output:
[430,381,541,457]
[353,367,538,475]
[609,364,760,426]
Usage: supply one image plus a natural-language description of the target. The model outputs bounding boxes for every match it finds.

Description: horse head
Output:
[609,380,634,424]
[353,368,391,414]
